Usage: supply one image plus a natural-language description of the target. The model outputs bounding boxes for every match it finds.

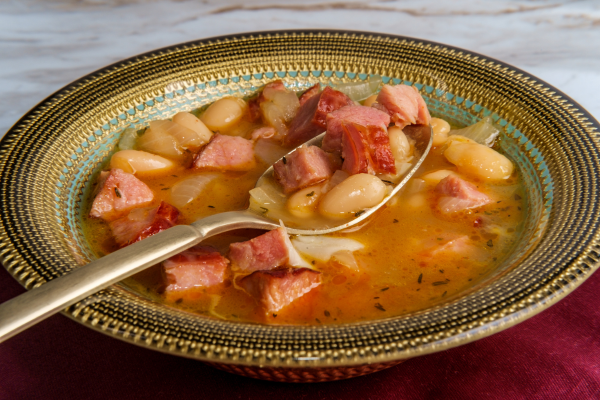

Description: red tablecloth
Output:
[1,265,599,400]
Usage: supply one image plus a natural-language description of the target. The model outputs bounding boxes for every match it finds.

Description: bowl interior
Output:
[1,31,598,370]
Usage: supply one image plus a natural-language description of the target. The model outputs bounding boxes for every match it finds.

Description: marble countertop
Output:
[1,2,600,397]
[1,0,599,137]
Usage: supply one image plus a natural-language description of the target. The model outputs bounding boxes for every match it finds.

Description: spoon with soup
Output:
[0,124,432,342]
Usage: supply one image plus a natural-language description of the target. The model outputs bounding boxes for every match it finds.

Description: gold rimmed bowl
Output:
[1,30,599,382]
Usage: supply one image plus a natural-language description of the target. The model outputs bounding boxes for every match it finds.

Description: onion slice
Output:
[291,236,364,263]
[169,173,218,208]
[332,75,383,101]
[117,126,139,151]
[449,116,500,147]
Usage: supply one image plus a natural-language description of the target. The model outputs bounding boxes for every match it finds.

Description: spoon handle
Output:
[0,211,277,343]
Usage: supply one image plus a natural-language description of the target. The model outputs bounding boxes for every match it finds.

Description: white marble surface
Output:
[1,0,599,136]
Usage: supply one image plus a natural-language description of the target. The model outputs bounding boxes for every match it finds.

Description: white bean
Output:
[137,125,184,159]
[200,97,247,132]
[318,174,387,218]
[110,150,175,177]
[287,185,323,218]
[446,134,477,146]
[172,112,213,146]
[405,193,427,208]
[420,169,456,185]
[444,142,514,180]
[430,117,450,146]
[388,126,412,162]
[362,94,378,107]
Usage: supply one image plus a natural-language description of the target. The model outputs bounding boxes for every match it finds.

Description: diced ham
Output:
[273,145,340,194]
[340,122,396,175]
[323,105,390,154]
[248,80,287,122]
[299,84,320,106]
[109,201,179,247]
[193,134,256,171]
[341,123,372,175]
[250,126,276,141]
[435,175,492,213]
[229,227,291,272]
[89,169,154,221]
[162,246,229,292]
[375,85,431,128]
[238,268,321,312]
[285,86,354,147]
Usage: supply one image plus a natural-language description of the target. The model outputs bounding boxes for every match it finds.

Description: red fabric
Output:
[1,265,599,399]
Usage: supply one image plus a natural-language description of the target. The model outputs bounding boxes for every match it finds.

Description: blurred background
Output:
[1,0,598,136]
[1,1,599,399]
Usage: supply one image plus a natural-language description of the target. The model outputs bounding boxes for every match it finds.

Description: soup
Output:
[83,80,524,325]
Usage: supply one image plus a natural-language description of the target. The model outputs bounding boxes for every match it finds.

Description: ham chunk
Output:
[248,81,300,138]
[375,84,431,128]
[435,175,492,213]
[341,122,396,175]
[89,169,154,221]
[238,268,321,312]
[299,83,320,106]
[229,227,292,272]
[248,80,287,122]
[109,201,179,247]
[273,145,340,194]
[193,134,256,171]
[285,86,354,147]
[323,105,390,154]
[341,123,372,175]
[162,246,229,292]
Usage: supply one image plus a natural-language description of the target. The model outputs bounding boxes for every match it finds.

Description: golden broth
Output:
[83,135,524,325]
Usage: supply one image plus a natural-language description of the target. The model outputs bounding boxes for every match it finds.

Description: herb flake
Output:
[381,287,389,292]
[418,273,423,284]
[324,310,331,317]
[374,303,386,312]
[432,280,449,286]
[282,156,287,165]
[208,205,215,208]
[306,191,315,197]
[382,180,393,184]
[393,219,399,223]
[161,187,170,191]
[260,207,268,214]
[487,239,493,247]
[114,188,122,198]
[355,210,366,217]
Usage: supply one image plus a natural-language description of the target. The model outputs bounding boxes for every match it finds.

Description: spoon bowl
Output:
[0,124,431,342]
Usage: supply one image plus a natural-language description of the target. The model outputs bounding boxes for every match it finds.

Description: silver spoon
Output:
[0,124,431,342]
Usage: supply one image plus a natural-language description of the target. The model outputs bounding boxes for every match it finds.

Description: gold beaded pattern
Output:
[0,31,598,381]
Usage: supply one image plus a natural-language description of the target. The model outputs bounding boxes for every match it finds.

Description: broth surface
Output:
[83,131,524,325]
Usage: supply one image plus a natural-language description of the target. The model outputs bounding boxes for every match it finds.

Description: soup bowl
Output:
[1,30,599,382]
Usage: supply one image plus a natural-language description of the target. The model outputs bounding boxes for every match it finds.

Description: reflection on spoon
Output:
[0,124,431,342]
